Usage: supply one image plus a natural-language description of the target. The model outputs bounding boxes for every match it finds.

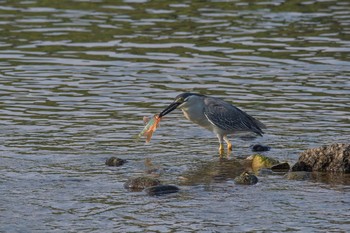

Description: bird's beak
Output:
[159,102,181,117]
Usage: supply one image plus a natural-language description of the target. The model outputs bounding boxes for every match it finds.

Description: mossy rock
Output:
[247,154,280,171]
[234,171,258,185]
[124,176,161,191]
[105,157,127,166]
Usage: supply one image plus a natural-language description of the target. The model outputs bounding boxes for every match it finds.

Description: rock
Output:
[285,171,312,181]
[145,185,180,196]
[291,161,312,172]
[250,144,271,152]
[271,162,290,172]
[292,143,350,173]
[234,171,258,185]
[105,157,127,166]
[124,176,161,191]
[247,154,279,171]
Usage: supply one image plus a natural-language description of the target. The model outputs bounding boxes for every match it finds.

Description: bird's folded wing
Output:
[203,97,265,135]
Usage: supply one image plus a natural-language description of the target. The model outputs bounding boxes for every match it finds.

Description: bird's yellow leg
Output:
[227,142,232,151]
[224,136,232,151]
[219,143,225,155]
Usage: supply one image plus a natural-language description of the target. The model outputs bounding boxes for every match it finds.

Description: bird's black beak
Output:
[159,102,180,117]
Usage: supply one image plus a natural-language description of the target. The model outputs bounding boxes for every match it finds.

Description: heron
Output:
[159,93,266,154]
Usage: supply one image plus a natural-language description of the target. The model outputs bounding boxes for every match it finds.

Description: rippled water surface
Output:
[1,0,350,232]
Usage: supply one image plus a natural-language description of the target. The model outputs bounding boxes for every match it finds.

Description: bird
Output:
[158,93,266,154]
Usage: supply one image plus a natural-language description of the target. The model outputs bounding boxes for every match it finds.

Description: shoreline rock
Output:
[292,143,350,173]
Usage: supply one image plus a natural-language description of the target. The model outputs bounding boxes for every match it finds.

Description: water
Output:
[1,0,349,232]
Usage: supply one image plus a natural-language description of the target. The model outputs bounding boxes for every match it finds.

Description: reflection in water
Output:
[180,158,250,185]
[1,0,350,232]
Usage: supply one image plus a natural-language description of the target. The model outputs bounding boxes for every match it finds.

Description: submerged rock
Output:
[257,168,274,176]
[179,159,246,185]
[105,157,127,166]
[292,143,350,173]
[124,176,161,191]
[145,185,180,196]
[247,154,279,171]
[285,171,312,181]
[250,144,271,152]
[234,171,258,185]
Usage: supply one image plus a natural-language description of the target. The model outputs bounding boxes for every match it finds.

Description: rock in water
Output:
[105,157,127,166]
[234,171,258,185]
[145,185,180,196]
[247,154,279,171]
[124,176,161,191]
[292,143,350,173]
[250,144,271,152]
[271,162,290,172]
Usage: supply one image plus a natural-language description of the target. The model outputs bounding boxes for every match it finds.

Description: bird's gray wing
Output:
[203,97,265,135]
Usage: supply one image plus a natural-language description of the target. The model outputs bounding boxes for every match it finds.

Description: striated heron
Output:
[159,93,266,154]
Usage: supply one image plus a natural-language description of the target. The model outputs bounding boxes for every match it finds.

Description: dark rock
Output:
[234,171,258,185]
[124,176,161,191]
[105,157,127,166]
[271,162,290,172]
[250,144,271,152]
[145,185,180,196]
[292,143,350,173]
[291,161,312,172]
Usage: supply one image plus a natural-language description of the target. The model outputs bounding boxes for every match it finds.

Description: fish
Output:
[137,114,162,143]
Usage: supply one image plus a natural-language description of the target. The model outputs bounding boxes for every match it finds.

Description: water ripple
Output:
[0,0,349,232]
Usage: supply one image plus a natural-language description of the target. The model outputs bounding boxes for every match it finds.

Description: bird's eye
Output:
[176,97,185,103]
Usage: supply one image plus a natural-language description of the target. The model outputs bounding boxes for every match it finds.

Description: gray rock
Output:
[292,143,350,173]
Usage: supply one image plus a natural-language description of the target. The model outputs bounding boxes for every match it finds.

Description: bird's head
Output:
[159,93,202,117]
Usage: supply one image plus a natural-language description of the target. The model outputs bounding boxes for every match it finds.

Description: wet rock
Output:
[250,144,271,152]
[234,171,258,185]
[292,143,350,173]
[285,171,312,181]
[105,157,127,166]
[271,162,290,172]
[145,185,180,196]
[291,161,312,172]
[124,176,161,191]
[247,154,279,171]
